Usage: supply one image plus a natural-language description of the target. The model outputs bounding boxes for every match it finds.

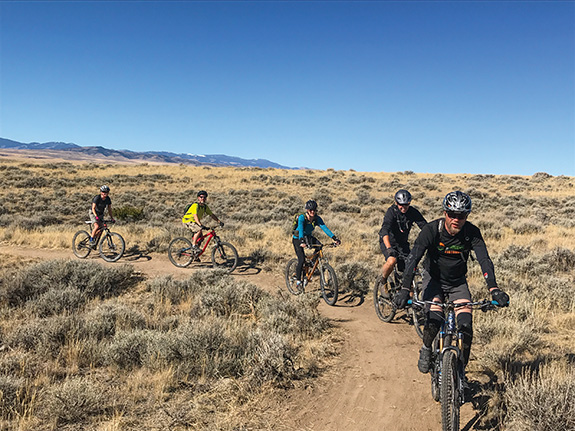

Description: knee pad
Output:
[457,312,473,365]
[457,313,473,341]
[423,311,443,348]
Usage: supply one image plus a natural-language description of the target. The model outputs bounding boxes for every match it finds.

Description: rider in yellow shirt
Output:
[182,190,224,251]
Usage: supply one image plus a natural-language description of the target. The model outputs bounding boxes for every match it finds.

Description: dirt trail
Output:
[0,245,480,431]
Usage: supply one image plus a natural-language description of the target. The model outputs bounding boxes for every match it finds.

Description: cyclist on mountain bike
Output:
[182,190,224,251]
[378,189,427,285]
[394,191,509,386]
[293,200,341,289]
[89,185,115,246]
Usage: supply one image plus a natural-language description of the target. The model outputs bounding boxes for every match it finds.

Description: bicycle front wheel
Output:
[72,230,92,259]
[440,350,460,431]
[319,263,338,306]
[211,241,239,273]
[431,338,441,402]
[168,237,194,268]
[373,275,396,322]
[99,232,125,262]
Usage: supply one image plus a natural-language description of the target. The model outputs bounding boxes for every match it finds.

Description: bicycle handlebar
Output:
[408,299,499,312]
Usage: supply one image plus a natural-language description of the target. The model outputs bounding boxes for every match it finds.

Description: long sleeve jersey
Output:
[402,218,497,290]
[293,214,334,240]
[378,205,427,247]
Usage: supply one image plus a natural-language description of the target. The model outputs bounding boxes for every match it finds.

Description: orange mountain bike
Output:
[285,243,339,306]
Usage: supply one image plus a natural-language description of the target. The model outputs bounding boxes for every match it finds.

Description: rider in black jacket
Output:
[378,189,427,283]
[395,191,509,378]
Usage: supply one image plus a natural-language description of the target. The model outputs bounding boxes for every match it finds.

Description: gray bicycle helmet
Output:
[100,185,110,193]
[305,200,318,211]
[442,191,472,213]
[394,189,412,205]
[197,190,208,198]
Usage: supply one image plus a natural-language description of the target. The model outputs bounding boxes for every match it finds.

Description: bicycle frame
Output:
[302,246,325,283]
[195,229,216,256]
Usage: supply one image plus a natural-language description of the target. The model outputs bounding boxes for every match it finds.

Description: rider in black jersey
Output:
[378,189,427,283]
[394,191,509,380]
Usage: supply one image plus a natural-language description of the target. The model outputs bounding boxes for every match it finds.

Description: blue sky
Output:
[1,1,573,176]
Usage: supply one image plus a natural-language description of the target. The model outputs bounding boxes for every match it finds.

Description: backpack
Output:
[184,202,194,215]
[292,213,316,235]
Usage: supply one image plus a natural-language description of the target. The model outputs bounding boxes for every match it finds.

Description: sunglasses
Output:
[446,211,468,220]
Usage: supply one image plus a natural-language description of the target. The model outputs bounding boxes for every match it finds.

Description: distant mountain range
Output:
[0,137,295,169]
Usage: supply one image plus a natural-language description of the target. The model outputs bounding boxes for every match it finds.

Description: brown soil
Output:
[0,245,482,431]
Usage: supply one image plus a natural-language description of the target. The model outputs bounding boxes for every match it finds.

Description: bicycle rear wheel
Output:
[72,230,92,259]
[211,241,239,273]
[440,350,460,431]
[373,275,396,322]
[99,232,125,262]
[285,258,304,295]
[319,263,338,306]
[168,237,194,268]
[410,272,425,339]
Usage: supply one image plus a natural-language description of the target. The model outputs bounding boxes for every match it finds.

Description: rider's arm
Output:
[469,226,498,289]
[378,206,394,238]
[382,234,392,250]
[107,204,114,220]
[296,214,306,240]
[316,216,335,238]
[402,223,435,290]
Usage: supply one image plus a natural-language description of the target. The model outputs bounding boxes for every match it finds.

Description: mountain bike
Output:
[410,299,498,431]
[72,220,125,262]
[373,262,424,339]
[168,226,239,273]
[285,243,339,306]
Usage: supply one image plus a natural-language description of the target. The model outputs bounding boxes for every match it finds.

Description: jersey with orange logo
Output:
[402,218,497,290]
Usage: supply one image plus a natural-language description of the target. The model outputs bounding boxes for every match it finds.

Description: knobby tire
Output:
[319,263,338,306]
[211,241,239,273]
[410,273,425,339]
[168,237,194,268]
[440,350,460,431]
[99,232,125,262]
[285,258,304,295]
[72,230,92,259]
[373,275,396,322]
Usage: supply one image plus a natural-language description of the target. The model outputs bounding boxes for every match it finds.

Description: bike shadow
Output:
[121,245,152,262]
[335,290,365,307]
[233,256,262,275]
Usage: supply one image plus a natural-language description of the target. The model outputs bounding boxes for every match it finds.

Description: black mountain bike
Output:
[285,243,339,306]
[373,263,425,339]
[411,299,499,431]
[72,220,125,262]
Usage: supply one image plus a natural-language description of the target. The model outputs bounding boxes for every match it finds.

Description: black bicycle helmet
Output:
[197,190,208,198]
[305,200,318,211]
[442,191,472,213]
[394,189,412,205]
[100,185,110,193]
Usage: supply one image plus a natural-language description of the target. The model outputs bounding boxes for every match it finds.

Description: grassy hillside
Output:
[0,159,574,429]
